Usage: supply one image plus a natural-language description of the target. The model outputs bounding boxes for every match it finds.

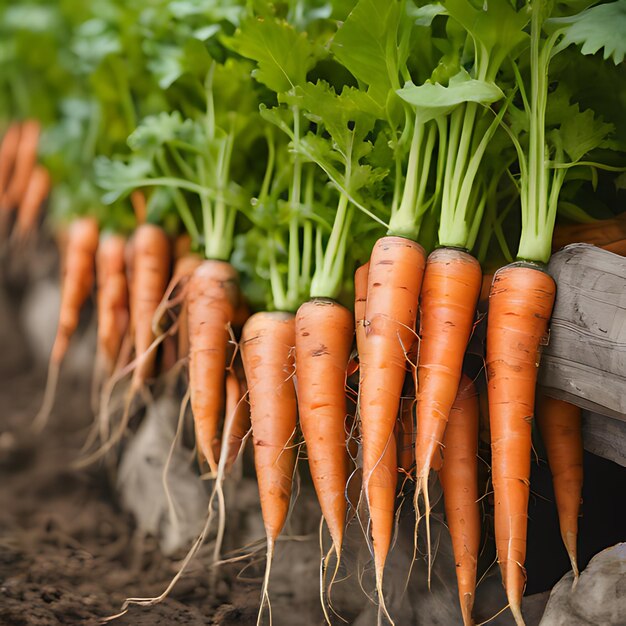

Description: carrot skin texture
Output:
[0,123,21,202]
[416,248,482,478]
[440,375,480,626]
[357,236,426,577]
[51,217,100,364]
[130,224,171,389]
[296,299,353,551]
[13,165,50,241]
[3,119,40,210]
[486,264,556,616]
[535,394,583,574]
[96,233,129,370]
[187,260,239,474]
[241,312,297,542]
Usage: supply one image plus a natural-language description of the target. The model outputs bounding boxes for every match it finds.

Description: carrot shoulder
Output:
[486,263,556,624]
[440,375,480,626]
[296,298,353,553]
[357,236,425,591]
[535,393,583,576]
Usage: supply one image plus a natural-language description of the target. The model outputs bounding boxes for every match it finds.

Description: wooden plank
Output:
[581,411,626,467]
[539,244,626,422]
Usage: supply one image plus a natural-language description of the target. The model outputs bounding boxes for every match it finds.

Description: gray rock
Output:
[540,543,626,625]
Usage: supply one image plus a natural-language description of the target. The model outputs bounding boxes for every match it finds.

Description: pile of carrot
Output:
[4,0,626,624]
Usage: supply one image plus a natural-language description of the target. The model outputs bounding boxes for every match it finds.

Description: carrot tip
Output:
[509,601,525,626]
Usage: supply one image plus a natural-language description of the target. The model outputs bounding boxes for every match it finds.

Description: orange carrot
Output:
[232,296,251,331]
[0,123,21,203]
[535,393,583,577]
[396,393,415,477]
[96,233,129,374]
[414,248,481,576]
[174,232,192,260]
[130,224,171,391]
[33,217,99,431]
[187,260,239,474]
[3,119,40,210]
[357,236,425,598]
[51,217,100,365]
[240,311,297,616]
[354,261,369,325]
[12,165,51,242]
[486,263,556,624]
[296,298,353,555]
[130,189,147,225]
[223,369,251,471]
[440,375,480,626]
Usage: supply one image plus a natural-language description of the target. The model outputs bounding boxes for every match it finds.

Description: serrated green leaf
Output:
[228,17,317,93]
[331,0,408,108]
[559,106,614,162]
[549,0,626,65]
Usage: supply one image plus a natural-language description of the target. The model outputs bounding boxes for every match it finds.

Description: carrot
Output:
[440,375,480,626]
[354,261,369,325]
[414,248,482,578]
[357,236,426,601]
[223,369,251,471]
[174,232,192,260]
[396,393,415,478]
[486,263,556,624]
[2,119,40,210]
[0,122,21,203]
[296,298,353,555]
[240,311,297,619]
[33,216,99,431]
[535,393,583,577]
[129,224,171,390]
[187,260,239,475]
[96,233,129,374]
[130,189,147,225]
[12,165,51,242]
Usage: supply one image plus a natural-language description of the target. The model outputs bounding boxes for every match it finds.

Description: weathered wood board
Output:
[581,411,626,467]
[539,244,626,423]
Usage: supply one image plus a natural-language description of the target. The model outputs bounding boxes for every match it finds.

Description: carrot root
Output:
[487,263,556,621]
[358,236,426,596]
